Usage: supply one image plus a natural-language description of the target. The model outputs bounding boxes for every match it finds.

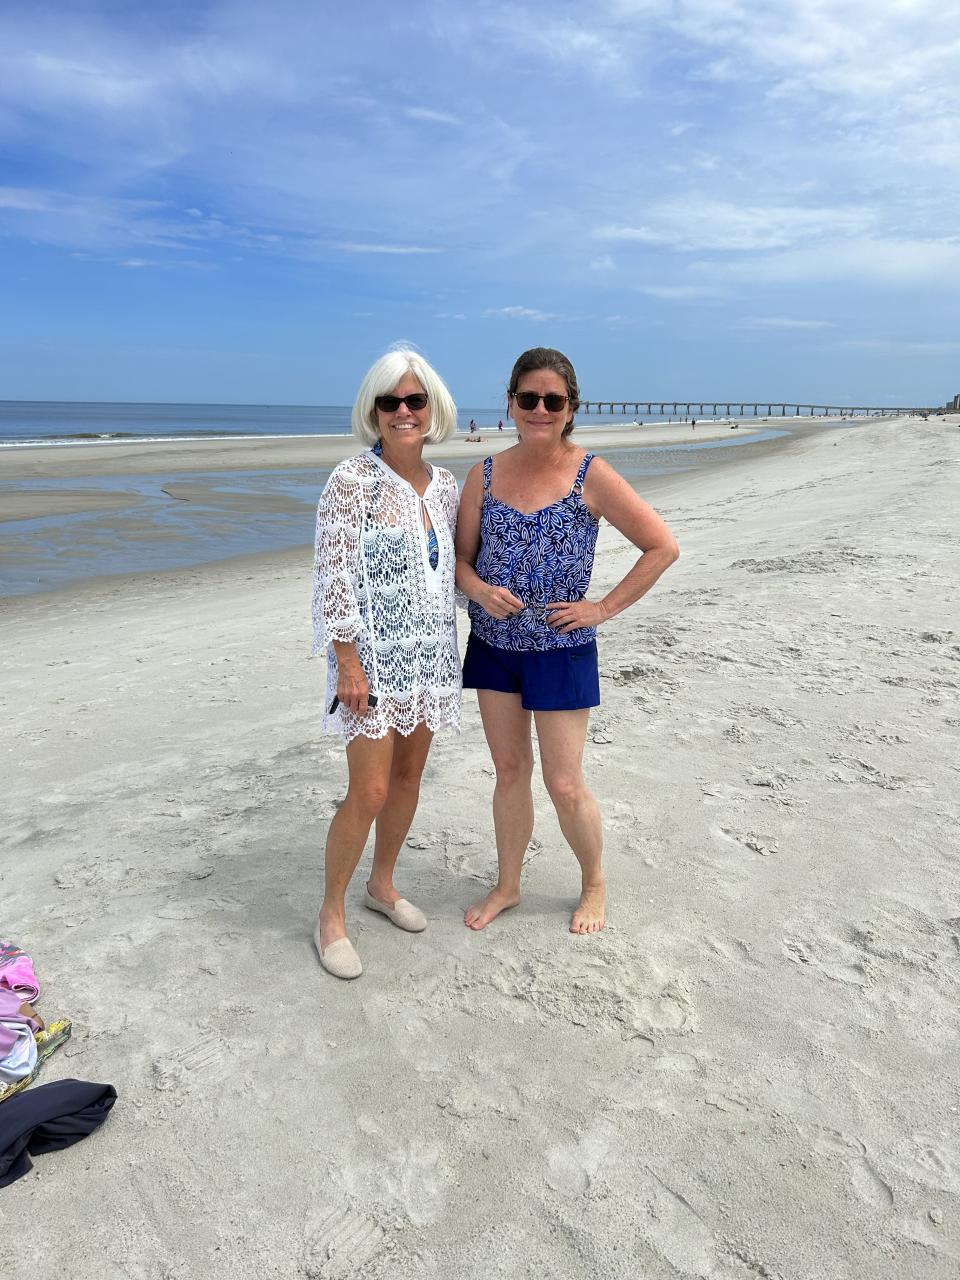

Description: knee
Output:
[493,753,534,790]
[347,779,390,819]
[389,764,424,797]
[544,770,586,812]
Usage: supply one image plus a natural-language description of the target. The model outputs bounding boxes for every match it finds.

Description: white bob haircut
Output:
[351,347,458,446]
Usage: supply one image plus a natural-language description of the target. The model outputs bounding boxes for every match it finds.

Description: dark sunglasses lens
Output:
[515,392,567,411]
[376,393,428,412]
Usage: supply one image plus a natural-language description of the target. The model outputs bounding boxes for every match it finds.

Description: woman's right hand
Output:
[479,583,525,619]
[336,660,372,715]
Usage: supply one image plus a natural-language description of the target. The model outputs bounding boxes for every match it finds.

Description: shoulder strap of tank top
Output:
[572,453,594,495]
[482,456,493,492]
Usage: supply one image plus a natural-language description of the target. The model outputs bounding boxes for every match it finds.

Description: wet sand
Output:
[1,418,850,598]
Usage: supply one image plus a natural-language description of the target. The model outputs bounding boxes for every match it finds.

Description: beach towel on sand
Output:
[0,1079,117,1188]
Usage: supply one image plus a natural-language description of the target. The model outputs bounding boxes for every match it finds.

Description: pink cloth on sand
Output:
[0,988,41,1080]
[0,942,40,1004]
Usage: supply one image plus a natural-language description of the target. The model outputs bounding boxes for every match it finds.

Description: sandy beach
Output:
[2,414,959,1278]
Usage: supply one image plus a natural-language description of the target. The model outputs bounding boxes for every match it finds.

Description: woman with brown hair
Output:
[455,347,679,935]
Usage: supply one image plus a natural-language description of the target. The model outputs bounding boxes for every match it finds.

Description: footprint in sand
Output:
[301,1206,385,1279]
[545,1120,617,1196]
[483,943,698,1039]
[363,996,447,1077]
[781,933,870,987]
[439,1076,521,1123]
[888,1134,960,1195]
[850,1156,895,1210]
[804,1127,894,1211]
[151,1029,228,1093]
[384,1143,445,1226]
[640,1171,718,1276]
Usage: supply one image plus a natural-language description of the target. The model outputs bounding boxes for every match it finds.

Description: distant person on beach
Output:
[311,348,461,979]
[455,347,679,935]
[498,420,504,431]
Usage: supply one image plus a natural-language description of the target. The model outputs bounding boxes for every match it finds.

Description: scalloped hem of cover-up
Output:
[322,696,462,744]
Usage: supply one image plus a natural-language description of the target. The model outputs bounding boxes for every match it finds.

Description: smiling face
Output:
[509,369,573,446]
[375,372,431,461]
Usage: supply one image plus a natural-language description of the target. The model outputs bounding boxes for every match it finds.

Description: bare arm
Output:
[546,457,679,634]
[454,463,524,620]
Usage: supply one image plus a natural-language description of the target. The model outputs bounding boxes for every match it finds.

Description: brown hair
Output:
[507,347,581,438]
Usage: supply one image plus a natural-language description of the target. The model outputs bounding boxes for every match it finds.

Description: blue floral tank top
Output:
[468,453,599,652]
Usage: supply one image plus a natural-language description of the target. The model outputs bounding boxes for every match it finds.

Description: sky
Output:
[0,0,958,408]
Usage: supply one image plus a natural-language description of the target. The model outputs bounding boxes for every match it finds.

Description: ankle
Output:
[366,877,395,899]
[493,882,522,898]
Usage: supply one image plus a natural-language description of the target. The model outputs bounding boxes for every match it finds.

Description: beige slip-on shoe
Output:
[363,888,427,933]
[314,920,363,980]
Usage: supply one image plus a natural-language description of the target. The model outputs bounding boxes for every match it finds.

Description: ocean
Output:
[0,400,703,447]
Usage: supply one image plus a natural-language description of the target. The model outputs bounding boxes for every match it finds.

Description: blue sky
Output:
[1,0,957,407]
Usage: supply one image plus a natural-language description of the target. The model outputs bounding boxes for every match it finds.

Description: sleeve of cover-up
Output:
[312,466,366,655]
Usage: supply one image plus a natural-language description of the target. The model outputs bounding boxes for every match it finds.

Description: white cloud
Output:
[484,14,629,78]
[745,317,836,330]
[486,306,558,322]
[597,201,876,252]
[637,283,724,300]
[334,242,442,255]
[405,107,461,126]
[711,237,960,288]
[0,185,290,254]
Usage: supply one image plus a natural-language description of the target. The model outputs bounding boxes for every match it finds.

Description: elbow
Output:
[454,555,472,589]
[669,537,680,564]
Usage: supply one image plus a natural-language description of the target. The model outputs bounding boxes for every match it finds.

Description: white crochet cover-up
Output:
[312,450,462,742]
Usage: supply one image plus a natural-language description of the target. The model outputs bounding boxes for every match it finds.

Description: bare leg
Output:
[534,709,605,933]
[317,732,395,952]
[464,691,533,930]
[367,722,434,906]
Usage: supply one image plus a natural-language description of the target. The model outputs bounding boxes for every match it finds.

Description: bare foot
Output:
[570,882,605,934]
[464,887,521,931]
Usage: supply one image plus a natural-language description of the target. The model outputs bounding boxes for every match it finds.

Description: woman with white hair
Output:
[311,348,461,979]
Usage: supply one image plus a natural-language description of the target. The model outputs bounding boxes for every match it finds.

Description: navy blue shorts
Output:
[462,633,600,712]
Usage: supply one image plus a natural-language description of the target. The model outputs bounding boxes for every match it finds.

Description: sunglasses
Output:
[513,391,569,412]
[375,393,428,413]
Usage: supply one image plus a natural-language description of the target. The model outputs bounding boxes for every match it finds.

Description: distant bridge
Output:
[580,400,926,418]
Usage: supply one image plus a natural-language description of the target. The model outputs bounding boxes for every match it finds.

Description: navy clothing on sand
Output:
[0,1078,117,1187]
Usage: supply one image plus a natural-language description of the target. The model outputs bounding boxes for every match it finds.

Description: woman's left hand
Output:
[545,599,608,632]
